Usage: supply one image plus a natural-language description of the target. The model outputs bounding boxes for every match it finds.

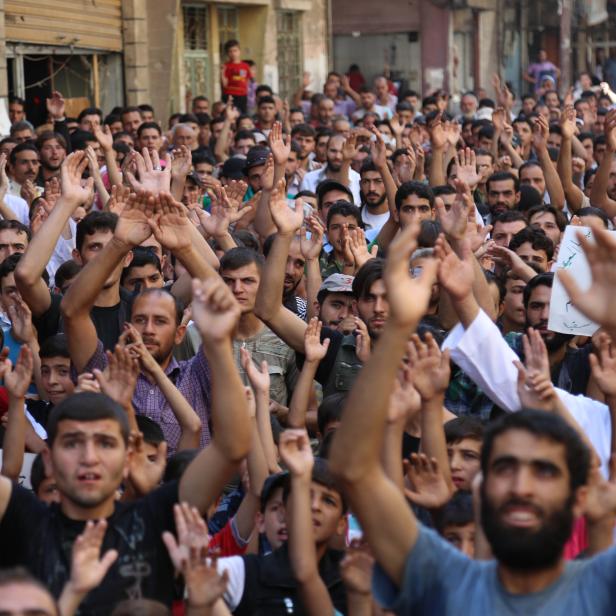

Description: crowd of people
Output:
[2,37,616,615]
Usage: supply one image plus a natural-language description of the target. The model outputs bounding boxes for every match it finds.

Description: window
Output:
[184,5,208,51]
[218,6,239,52]
[277,10,302,100]
[183,4,210,100]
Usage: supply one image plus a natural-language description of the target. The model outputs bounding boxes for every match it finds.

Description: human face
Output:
[79,114,101,133]
[492,220,526,247]
[258,486,287,551]
[607,159,616,200]
[194,162,214,182]
[12,128,34,144]
[46,418,128,519]
[515,242,549,272]
[448,437,481,491]
[9,102,25,124]
[319,189,351,225]
[318,99,334,125]
[140,109,155,122]
[114,134,134,149]
[357,279,388,338]
[520,165,546,197]
[247,164,265,193]
[284,241,305,295]
[309,481,345,545]
[289,111,305,127]
[37,475,60,505]
[525,284,561,350]
[40,138,66,171]
[221,262,261,314]
[174,126,196,149]
[285,150,299,179]
[513,121,532,146]
[315,136,329,162]
[481,429,579,570]
[360,91,376,110]
[530,212,561,247]
[487,179,519,215]
[182,182,203,207]
[138,128,162,154]
[0,229,28,261]
[122,111,143,137]
[108,120,123,134]
[227,45,241,62]
[234,137,256,156]
[123,263,164,292]
[522,97,536,116]
[460,95,477,116]
[1,272,20,304]
[396,194,433,228]
[210,121,224,141]
[334,120,351,138]
[351,150,369,174]
[0,582,58,616]
[326,136,344,172]
[318,292,356,330]
[75,229,113,268]
[40,356,74,405]
[475,155,493,184]
[11,149,40,184]
[547,131,562,150]
[130,292,182,362]
[442,522,475,558]
[374,78,389,100]
[327,214,358,256]
[502,276,526,331]
[0,140,17,158]
[360,170,386,209]
[193,99,210,115]
[295,134,315,160]
[544,92,560,110]
[258,103,277,125]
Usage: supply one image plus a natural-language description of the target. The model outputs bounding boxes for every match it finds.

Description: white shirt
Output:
[4,194,30,225]
[361,207,389,233]
[442,309,612,477]
[300,166,362,206]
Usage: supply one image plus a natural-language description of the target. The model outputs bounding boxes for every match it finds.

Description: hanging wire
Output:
[23,50,74,90]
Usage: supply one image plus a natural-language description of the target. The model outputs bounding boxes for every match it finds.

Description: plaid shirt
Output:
[84,341,211,454]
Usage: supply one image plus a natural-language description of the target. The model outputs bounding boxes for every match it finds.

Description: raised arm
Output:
[427,114,447,187]
[532,115,565,210]
[590,109,616,217]
[557,106,584,213]
[15,152,93,317]
[179,277,251,514]
[92,124,123,189]
[300,215,324,322]
[254,179,307,352]
[329,220,440,586]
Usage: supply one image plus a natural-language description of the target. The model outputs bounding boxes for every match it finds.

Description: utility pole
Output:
[559,0,572,95]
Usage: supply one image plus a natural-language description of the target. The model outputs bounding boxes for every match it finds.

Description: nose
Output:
[374,296,386,314]
[540,304,550,321]
[310,492,321,512]
[142,317,155,333]
[232,279,243,294]
[338,303,351,320]
[450,451,462,471]
[511,466,534,498]
[47,371,59,385]
[81,439,98,465]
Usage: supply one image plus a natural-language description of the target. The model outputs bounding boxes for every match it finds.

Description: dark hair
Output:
[486,171,520,194]
[233,229,260,252]
[527,204,567,232]
[0,567,59,615]
[256,84,274,97]
[78,107,103,123]
[35,131,68,152]
[485,269,506,303]
[110,599,170,616]
[0,218,31,242]
[137,121,162,138]
[352,258,384,300]
[326,201,361,228]
[234,129,257,144]
[121,106,143,119]
[316,180,353,209]
[138,103,155,114]
[192,95,209,105]
[224,39,240,53]
[70,130,96,151]
[492,210,527,227]
[444,416,484,445]
[395,181,434,212]
[136,415,165,445]
[0,252,21,286]
[121,247,162,285]
[30,452,48,495]
[219,247,265,273]
[104,113,121,126]
[417,219,441,248]
[477,125,494,141]
[47,392,130,446]
[359,159,379,176]
[291,123,316,139]
[54,259,81,291]
[518,185,543,212]
[163,449,198,483]
[578,206,610,228]
[258,95,276,107]
[132,287,185,326]
[523,271,554,309]
[318,393,346,436]
[39,333,70,360]
[432,184,456,197]
[481,409,590,492]
[9,141,38,166]
[192,150,217,167]
[433,490,474,533]
[8,95,25,107]
[509,227,554,261]
[76,211,118,253]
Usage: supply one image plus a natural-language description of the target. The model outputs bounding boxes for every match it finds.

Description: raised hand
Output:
[269,121,291,165]
[404,453,453,509]
[126,149,171,194]
[92,344,139,410]
[434,234,474,302]
[583,458,616,525]
[444,121,462,148]
[435,180,470,241]
[590,332,616,398]
[46,90,65,120]
[369,127,388,168]
[60,151,95,206]
[6,297,36,345]
[260,154,275,192]
[348,228,378,270]
[44,176,61,208]
[92,123,114,152]
[106,184,131,216]
[354,317,371,363]
[240,347,271,395]
[183,545,229,610]
[455,148,480,190]
[605,109,616,152]
[486,244,536,280]
[340,540,374,596]
[0,345,33,400]
[405,333,450,401]
[74,373,101,394]
[170,145,192,178]
[20,179,38,206]
[491,107,506,133]
[394,147,416,184]
[304,317,331,363]
[514,360,556,412]
[388,364,421,424]
[114,190,155,247]
[557,228,616,339]
[68,520,118,595]
[269,178,303,234]
[342,132,358,162]
[532,115,549,152]
[521,327,551,380]
[148,192,191,252]
[279,428,314,478]
[299,214,324,261]
[0,153,9,200]
[162,502,210,573]
[191,276,241,344]
[128,430,167,495]
[384,220,439,329]
[560,105,578,140]
[427,113,447,150]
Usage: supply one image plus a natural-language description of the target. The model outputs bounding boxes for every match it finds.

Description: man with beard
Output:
[300,133,361,204]
[329,228,616,615]
[359,160,389,233]
[588,109,616,217]
[35,132,67,183]
[291,124,319,173]
[485,171,521,222]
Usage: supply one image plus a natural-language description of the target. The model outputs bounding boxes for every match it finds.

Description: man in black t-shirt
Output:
[0,276,251,614]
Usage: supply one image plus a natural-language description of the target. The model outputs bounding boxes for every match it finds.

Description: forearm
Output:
[346,593,371,616]
[0,198,18,221]
[288,360,319,429]
[104,148,123,189]
[170,175,186,202]
[1,395,26,480]
[537,147,565,210]
[590,151,616,216]
[174,243,218,281]
[607,395,616,456]
[419,396,452,489]
[557,137,584,213]
[213,231,237,253]
[428,147,445,187]
[502,141,524,168]
[377,161,398,218]
[186,223,221,271]
[91,172,110,207]
[253,190,276,240]
[255,232,293,320]
[450,291,480,330]
[255,390,281,472]
[586,516,615,556]
[58,583,85,616]
[214,120,233,162]
[382,418,405,492]
[305,258,322,322]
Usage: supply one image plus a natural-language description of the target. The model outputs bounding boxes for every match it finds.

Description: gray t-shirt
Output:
[373,524,616,615]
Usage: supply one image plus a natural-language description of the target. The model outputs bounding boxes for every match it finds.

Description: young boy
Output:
[444,417,483,492]
[221,39,251,114]
[433,490,475,558]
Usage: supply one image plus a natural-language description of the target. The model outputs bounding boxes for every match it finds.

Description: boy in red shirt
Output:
[221,39,251,113]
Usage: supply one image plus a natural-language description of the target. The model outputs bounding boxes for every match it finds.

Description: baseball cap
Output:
[221,156,246,180]
[319,273,354,294]
[260,471,289,512]
[245,146,270,170]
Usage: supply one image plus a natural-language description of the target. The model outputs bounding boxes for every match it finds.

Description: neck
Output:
[42,167,58,181]
[502,316,524,335]
[236,312,264,339]
[157,352,174,372]
[61,495,116,521]
[95,283,121,308]
[365,201,389,215]
[315,541,330,562]
[497,558,564,594]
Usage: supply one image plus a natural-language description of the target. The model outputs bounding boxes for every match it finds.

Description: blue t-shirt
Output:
[373,524,616,615]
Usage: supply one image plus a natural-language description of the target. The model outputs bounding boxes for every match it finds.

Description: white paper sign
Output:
[548,225,613,336]
[0,450,36,489]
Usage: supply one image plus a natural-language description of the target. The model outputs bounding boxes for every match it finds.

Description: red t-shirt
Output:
[223,61,251,97]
